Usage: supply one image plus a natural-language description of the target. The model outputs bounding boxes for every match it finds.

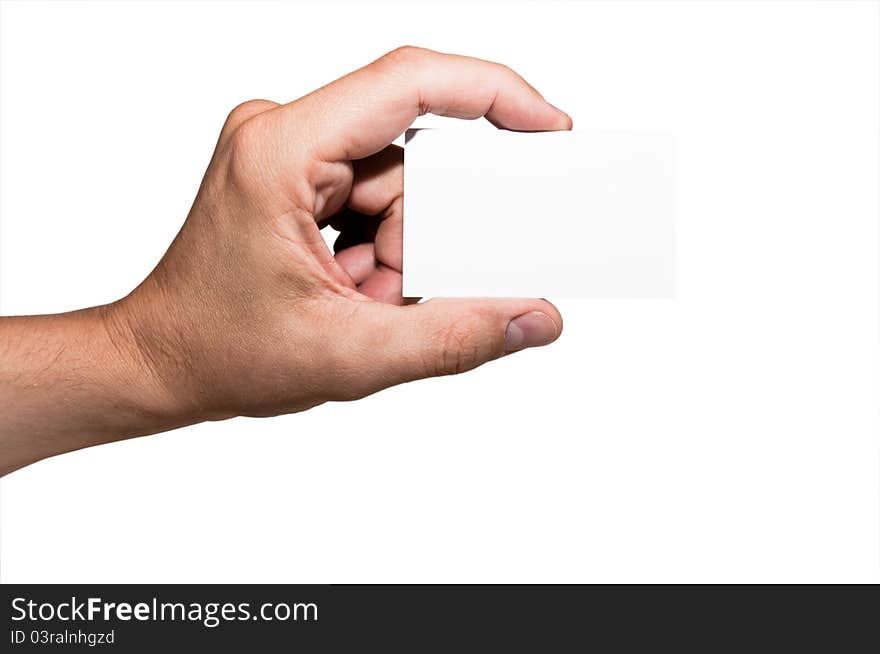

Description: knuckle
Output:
[428,313,493,377]
[496,62,522,83]
[225,117,267,184]
[229,114,263,152]
[226,99,276,125]
[382,45,425,67]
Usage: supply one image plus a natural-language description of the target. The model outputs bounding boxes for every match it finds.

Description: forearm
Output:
[0,303,192,475]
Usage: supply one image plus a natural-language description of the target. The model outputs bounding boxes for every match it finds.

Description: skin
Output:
[0,47,570,477]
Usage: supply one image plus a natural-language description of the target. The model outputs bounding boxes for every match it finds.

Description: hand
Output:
[0,47,570,474]
[115,46,569,419]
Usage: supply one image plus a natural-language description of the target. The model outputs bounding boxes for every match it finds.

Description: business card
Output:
[403,128,675,297]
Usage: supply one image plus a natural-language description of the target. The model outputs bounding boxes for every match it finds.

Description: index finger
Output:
[279,46,572,161]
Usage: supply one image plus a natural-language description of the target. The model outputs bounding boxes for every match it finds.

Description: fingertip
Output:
[546,103,572,130]
[526,102,571,132]
[561,111,573,130]
[504,311,561,352]
[534,298,564,336]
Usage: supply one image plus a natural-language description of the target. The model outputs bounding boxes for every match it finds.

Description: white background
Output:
[1,1,878,583]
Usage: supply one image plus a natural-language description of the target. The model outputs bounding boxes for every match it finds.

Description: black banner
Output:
[2,585,878,651]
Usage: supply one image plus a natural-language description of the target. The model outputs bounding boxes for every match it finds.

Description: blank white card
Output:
[402,129,674,297]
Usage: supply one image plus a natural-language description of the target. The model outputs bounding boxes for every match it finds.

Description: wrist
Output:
[0,304,201,475]
[97,301,191,427]
[102,284,210,428]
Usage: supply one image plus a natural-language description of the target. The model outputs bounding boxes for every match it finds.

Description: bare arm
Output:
[0,305,193,475]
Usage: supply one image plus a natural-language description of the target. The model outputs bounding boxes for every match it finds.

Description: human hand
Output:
[113,47,570,422]
[1,47,571,474]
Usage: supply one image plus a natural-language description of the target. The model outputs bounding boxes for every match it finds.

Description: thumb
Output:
[352,298,563,388]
